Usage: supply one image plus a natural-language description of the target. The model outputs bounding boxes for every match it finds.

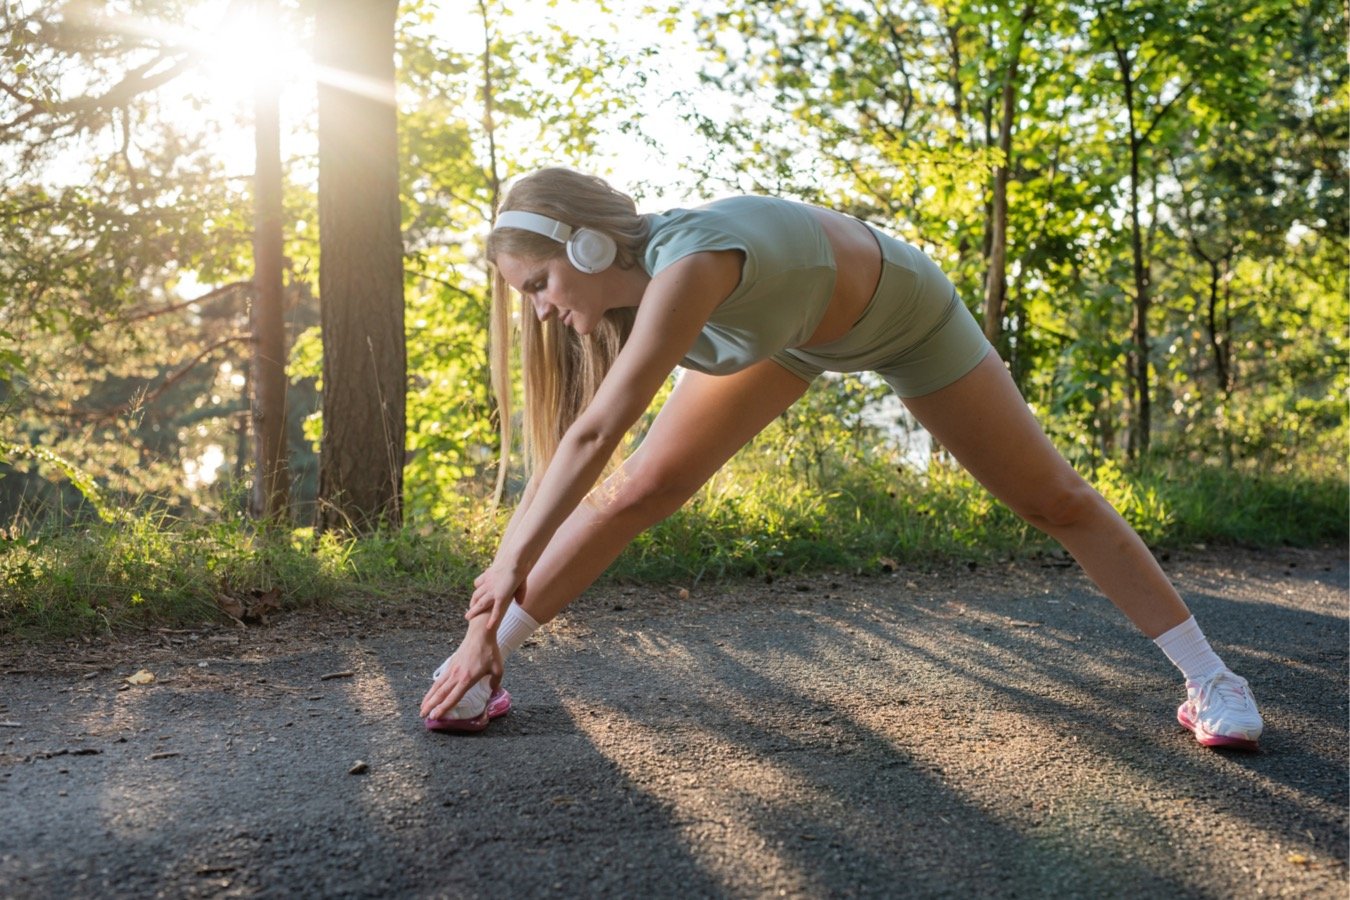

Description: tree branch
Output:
[118,281,252,325]
[1139,76,1197,146]
[91,335,251,423]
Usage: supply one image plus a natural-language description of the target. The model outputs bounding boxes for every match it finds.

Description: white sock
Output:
[1154,616,1226,682]
[431,601,541,718]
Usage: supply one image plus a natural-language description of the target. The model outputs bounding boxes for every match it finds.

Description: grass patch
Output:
[614,451,1346,582]
[1125,463,1348,548]
[0,512,485,640]
[2,454,1344,641]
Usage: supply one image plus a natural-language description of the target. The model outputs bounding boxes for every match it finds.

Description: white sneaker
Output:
[430,656,492,719]
[1177,670,1263,750]
[432,655,452,681]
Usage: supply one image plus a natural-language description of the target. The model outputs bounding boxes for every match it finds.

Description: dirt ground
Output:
[1,546,1346,899]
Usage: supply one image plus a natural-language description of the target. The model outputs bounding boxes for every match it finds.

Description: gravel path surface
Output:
[2,547,1346,898]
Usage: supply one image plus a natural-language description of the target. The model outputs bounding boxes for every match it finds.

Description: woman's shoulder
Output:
[643,196,818,275]
[655,195,805,226]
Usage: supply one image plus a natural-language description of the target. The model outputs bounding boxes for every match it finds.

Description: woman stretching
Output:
[419,167,1263,750]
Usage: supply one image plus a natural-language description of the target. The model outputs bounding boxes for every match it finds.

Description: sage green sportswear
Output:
[642,196,992,398]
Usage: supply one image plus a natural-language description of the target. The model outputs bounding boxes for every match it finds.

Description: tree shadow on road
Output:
[3,553,1342,899]
[522,558,1348,897]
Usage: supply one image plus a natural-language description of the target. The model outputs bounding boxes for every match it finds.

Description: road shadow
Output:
[0,643,729,898]
[1,552,1344,898]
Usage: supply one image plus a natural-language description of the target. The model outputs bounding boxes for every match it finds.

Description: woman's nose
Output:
[531,296,552,321]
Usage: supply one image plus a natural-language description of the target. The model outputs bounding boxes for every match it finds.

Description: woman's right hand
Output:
[419,616,504,719]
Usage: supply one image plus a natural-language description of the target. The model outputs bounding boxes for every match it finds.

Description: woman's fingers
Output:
[419,675,444,716]
[464,591,497,621]
[466,581,515,623]
[420,666,457,716]
[430,676,472,719]
[421,668,469,718]
[482,598,506,630]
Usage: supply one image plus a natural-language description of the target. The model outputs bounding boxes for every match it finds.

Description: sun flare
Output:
[191,0,311,103]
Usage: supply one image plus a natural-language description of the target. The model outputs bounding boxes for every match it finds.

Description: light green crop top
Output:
[641,196,836,375]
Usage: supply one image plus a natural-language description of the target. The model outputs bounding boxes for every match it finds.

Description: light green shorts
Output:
[772,227,992,398]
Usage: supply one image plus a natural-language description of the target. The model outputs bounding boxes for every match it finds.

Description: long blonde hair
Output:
[486,168,650,496]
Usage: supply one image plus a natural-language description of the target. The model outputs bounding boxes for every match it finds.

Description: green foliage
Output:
[688,0,1346,466]
[602,433,1346,584]
[606,379,1347,583]
[0,438,120,522]
[402,288,497,519]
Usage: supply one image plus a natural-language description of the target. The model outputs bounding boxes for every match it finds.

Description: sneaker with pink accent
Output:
[1177,670,1263,750]
[424,687,511,734]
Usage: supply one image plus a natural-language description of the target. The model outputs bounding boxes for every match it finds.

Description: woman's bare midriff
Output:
[801,208,884,348]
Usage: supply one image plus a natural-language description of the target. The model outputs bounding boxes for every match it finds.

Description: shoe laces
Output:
[1191,670,1250,712]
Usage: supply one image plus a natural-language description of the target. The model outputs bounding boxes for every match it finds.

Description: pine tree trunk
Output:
[982,4,1035,353]
[315,0,405,533]
[250,0,289,521]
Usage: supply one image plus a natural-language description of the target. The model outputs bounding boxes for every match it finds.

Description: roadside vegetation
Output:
[4,399,1343,639]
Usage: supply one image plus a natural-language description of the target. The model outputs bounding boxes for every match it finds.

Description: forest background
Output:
[0,0,1345,637]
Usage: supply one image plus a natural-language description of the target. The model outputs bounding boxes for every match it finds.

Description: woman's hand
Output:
[419,617,504,719]
[466,563,526,629]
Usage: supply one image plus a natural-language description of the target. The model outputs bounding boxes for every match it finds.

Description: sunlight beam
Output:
[312,63,396,107]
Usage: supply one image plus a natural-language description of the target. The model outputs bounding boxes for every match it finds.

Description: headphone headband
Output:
[492,209,617,274]
[494,210,573,243]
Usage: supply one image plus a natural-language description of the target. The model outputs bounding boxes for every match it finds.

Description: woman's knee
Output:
[1010,475,1104,533]
[602,464,698,523]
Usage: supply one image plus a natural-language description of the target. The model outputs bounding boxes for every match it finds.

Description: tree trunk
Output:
[316,0,406,533]
[982,3,1035,352]
[235,363,250,482]
[1113,38,1152,457]
[250,0,290,521]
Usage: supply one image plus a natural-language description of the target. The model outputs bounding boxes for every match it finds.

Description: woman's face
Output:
[495,252,612,336]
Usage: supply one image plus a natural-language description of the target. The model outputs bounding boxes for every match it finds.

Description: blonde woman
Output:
[419,168,1263,750]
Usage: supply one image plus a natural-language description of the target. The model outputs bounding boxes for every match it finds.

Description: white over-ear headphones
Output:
[493,210,617,274]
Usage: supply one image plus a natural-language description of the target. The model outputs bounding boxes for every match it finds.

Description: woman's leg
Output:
[427,361,807,721]
[903,352,1263,747]
[900,351,1190,639]
[514,360,811,624]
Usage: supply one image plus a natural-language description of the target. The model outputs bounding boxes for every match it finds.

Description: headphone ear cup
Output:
[566,228,617,274]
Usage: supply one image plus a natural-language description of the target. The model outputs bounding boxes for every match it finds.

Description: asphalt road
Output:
[2,547,1346,898]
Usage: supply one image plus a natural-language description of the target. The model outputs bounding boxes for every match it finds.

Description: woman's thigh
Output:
[899,352,1090,523]
[619,359,811,502]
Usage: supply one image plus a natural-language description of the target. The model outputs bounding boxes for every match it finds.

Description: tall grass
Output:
[0,512,485,639]
[617,450,1347,582]
[2,449,1344,640]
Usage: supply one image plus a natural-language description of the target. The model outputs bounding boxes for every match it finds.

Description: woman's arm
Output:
[469,250,743,628]
[496,360,812,623]
[419,252,741,720]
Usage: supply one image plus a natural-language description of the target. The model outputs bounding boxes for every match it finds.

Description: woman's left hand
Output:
[466,563,525,629]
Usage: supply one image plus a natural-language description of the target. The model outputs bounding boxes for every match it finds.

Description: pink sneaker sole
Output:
[1177,704,1260,751]
[424,688,511,734]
